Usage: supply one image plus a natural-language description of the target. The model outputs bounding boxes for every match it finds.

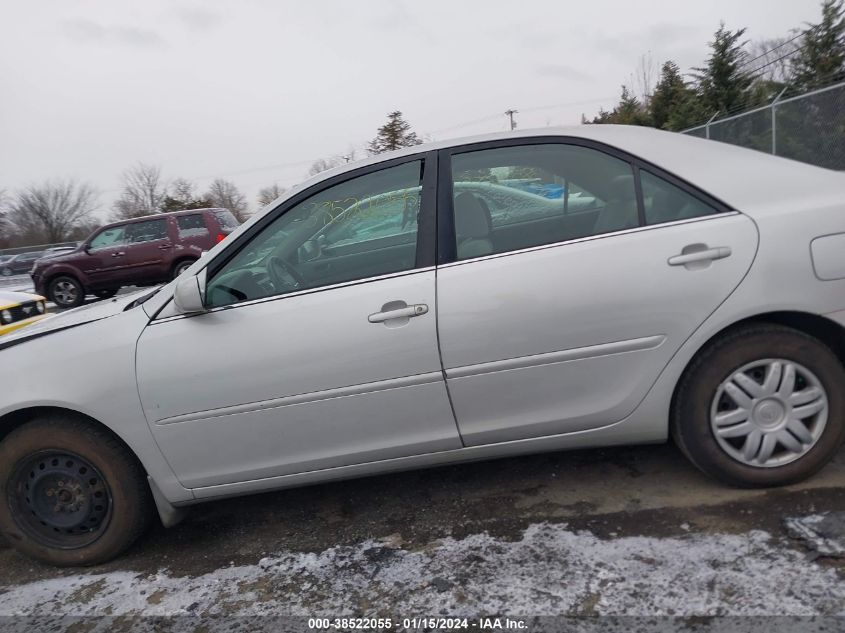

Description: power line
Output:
[737,24,816,72]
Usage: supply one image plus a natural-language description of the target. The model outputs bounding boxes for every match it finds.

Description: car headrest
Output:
[454,193,492,239]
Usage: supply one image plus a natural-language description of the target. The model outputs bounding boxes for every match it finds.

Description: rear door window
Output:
[126,219,168,243]
[449,144,638,260]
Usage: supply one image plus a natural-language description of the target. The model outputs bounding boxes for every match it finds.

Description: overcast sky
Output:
[0,0,823,218]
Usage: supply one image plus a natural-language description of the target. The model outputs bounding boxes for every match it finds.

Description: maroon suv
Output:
[32,208,240,308]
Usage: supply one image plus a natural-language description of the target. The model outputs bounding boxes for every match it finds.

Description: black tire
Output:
[672,323,845,487]
[94,289,118,300]
[48,275,85,309]
[0,416,153,566]
[1,268,11,277]
[172,259,196,280]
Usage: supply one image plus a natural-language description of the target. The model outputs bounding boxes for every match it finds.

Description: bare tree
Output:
[0,189,10,247]
[307,157,344,177]
[747,37,801,83]
[205,178,249,222]
[112,163,167,220]
[8,180,98,243]
[634,51,656,107]
[257,183,286,207]
[161,177,211,212]
[169,178,197,205]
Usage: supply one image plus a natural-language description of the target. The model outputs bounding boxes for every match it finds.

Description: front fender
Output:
[0,307,192,504]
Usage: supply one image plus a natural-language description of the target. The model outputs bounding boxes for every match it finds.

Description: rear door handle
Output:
[368,303,428,323]
[158,244,172,250]
[668,246,731,266]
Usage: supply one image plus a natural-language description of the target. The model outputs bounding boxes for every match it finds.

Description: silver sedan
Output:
[1,125,844,566]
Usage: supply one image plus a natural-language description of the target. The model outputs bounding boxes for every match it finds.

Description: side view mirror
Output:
[173,269,207,314]
[83,244,91,254]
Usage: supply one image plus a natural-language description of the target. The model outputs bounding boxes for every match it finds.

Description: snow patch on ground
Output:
[0,522,842,617]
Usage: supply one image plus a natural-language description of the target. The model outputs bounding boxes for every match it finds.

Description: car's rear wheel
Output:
[172,259,196,280]
[48,275,84,309]
[673,324,845,487]
[1,267,11,276]
[0,416,153,566]
[94,289,118,300]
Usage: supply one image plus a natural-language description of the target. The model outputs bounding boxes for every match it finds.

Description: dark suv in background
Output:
[32,208,240,308]
[1,251,46,276]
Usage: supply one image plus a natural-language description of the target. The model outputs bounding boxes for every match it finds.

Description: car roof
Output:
[101,208,230,229]
[285,125,844,217]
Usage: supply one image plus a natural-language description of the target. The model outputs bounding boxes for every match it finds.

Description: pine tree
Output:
[589,86,651,125]
[649,61,702,130]
[368,111,423,155]
[791,0,845,89]
[694,23,753,116]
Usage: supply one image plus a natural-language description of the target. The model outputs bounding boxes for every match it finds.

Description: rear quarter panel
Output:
[616,188,845,442]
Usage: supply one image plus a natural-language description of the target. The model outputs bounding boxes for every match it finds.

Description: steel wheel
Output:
[710,358,828,468]
[1,268,11,276]
[9,451,113,549]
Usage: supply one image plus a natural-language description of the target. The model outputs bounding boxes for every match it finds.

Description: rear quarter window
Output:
[177,214,210,238]
[210,209,240,231]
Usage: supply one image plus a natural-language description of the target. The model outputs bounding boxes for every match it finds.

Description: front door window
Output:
[206,160,423,308]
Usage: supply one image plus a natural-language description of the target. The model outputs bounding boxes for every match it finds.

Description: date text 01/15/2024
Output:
[307,617,528,630]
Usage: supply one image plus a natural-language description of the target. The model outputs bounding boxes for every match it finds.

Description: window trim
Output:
[154,265,436,323]
[438,212,740,270]
[436,136,734,265]
[201,151,438,307]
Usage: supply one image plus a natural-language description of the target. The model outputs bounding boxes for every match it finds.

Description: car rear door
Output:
[121,217,173,284]
[435,139,759,446]
[136,153,462,489]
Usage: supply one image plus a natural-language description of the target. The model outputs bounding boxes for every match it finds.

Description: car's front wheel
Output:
[673,324,845,487]
[94,289,118,300]
[0,416,153,566]
[172,259,196,280]
[1,267,12,276]
[48,275,85,309]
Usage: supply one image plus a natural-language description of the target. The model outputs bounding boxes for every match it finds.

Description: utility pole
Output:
[505,108,518,131]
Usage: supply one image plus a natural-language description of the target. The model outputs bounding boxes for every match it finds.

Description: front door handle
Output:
[368,303,428,323]
[668,246,731,267]
[111,251,126,258]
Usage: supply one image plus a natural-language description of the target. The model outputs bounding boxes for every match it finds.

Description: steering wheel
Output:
[268,256,304,292]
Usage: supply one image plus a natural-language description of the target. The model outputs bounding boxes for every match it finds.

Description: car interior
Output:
[206,162,424,308]
[204,148,718,309]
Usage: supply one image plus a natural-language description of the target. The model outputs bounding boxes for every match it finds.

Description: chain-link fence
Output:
[682,80,845,170]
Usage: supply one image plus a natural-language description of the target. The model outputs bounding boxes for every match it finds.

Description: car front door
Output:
[79,224,131,284]
[435,140,759,446]
[136,154,462,489]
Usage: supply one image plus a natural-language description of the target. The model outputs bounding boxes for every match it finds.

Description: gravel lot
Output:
[1,441,845,626]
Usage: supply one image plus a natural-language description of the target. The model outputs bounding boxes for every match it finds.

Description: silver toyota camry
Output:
[2,125,844,566]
